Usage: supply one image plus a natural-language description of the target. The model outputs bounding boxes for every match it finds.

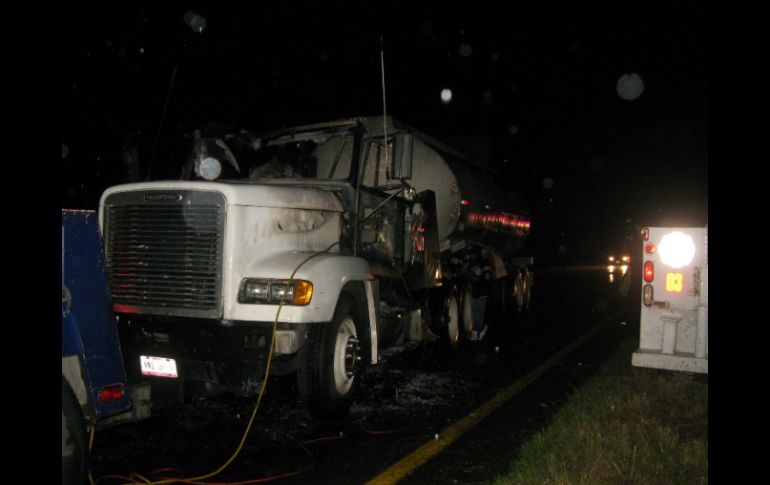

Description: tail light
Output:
[98,383,126,404]
[643,261,654,283]
[642,227,649,241]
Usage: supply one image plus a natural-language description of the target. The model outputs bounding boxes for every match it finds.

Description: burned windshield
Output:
[187,126,356,182]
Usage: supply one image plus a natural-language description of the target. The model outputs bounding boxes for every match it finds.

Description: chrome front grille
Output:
[103,190,225,318]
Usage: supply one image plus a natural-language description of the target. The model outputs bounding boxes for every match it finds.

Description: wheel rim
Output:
[522,273,530,309]
[514,273,524,311]
[333,317,358,395]
[462,284,474,337]
[446,294,460,346]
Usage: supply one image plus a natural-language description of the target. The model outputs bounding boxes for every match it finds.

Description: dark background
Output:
[60,2,707,264]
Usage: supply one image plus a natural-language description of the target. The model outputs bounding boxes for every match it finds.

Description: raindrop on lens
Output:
[616,72,644,101]
[440,89,453,104]
[183,11,207,34]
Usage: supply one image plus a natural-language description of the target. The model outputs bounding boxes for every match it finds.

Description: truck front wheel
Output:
[62,378,87,485]
[299,295,363,421]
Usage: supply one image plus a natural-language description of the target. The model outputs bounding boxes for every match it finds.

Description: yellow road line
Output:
[365,321,607,485]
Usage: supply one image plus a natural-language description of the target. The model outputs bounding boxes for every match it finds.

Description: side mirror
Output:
[391,133,413,180]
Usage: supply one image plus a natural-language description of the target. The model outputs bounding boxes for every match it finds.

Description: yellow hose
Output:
[96,242,339,485]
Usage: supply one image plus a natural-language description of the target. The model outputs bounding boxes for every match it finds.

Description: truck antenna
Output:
[380,36,389,169]
[354,37,389,256]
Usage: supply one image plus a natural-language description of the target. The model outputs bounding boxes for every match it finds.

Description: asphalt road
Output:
[89,267,638,484]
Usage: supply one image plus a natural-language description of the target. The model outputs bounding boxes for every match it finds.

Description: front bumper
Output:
[116,315,308,396]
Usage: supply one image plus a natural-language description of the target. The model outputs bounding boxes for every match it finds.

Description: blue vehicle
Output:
[62,210,133,485]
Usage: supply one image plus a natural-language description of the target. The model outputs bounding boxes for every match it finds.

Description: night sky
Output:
[60,3,707,262]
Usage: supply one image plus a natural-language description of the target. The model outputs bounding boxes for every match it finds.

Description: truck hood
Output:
[100,180,345,212]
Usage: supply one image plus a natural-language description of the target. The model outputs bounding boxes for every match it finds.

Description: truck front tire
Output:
[62,378,87,485]
[299,295,363,421]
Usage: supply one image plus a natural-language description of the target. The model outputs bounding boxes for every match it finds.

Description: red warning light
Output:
[643,261,654,283]
[645,243,656,254]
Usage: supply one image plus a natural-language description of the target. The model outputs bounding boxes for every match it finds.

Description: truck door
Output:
[357,136,439,289]
[357,136,407,271]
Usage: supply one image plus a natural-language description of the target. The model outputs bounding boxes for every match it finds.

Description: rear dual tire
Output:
[432,281,486,347]
[505,269,531,313]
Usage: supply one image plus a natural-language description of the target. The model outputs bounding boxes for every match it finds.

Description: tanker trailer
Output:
[349,116,533,348]
[99,115,533,420]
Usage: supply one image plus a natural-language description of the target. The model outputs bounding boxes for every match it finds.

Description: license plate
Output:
[140,355,178,378]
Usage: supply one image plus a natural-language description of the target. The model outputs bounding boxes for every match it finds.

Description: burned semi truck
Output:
[98,116,533,420]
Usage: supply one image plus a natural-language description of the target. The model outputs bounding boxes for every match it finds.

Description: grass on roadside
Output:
[492,337,708,485]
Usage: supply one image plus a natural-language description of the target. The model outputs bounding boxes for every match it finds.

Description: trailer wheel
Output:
[62,378,87,485]
[461,281,475,338]
[444,289,461,348]
[460,280,488,339]
[428,286,460,349]
[511,272,525,313]
[495,276,508,315]
[299,295,363,421]
[521,269,532,310]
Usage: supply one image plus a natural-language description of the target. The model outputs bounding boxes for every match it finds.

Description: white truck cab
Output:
[99,116,534,419]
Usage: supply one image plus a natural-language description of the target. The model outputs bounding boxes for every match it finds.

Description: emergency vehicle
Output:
[632,226,708,374]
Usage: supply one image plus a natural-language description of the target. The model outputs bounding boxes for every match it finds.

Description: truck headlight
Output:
[238,279,313,305]
[241,280,269,301]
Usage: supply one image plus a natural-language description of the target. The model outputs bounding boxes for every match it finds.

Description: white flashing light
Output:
[658,231,696,269]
